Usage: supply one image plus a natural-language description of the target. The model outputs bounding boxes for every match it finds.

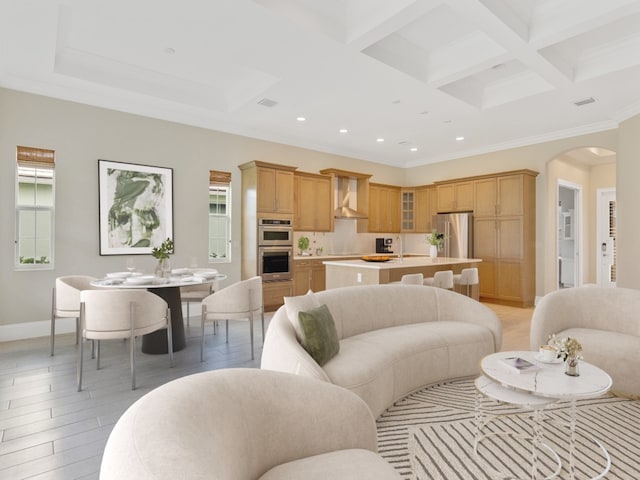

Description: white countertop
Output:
[294,252,427,261]
[322,256,482,269]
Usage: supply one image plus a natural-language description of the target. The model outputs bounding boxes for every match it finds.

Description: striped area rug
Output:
[377,378,640,480]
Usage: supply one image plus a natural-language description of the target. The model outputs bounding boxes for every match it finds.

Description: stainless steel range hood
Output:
[335,176,367,219]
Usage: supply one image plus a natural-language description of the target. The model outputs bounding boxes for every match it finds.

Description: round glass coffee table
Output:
[476,350,612,480]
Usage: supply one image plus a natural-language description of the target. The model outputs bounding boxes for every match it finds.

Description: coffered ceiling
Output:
[1,0,639,167]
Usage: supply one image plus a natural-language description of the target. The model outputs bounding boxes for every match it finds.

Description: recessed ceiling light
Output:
[410,147,418,152]
[296,116,306,122]
[164,47,175,55]
[456,136,465,141]
[376,138,385,143]
[339,128,348,134]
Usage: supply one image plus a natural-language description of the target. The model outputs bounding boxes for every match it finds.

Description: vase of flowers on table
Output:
[548,334,583,377]
[426,230,444,258]
[151,237,174,278]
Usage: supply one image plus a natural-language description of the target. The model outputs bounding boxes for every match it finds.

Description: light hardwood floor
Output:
[0,302,532,479]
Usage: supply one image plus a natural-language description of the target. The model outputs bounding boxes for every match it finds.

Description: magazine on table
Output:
[501,356,541,374]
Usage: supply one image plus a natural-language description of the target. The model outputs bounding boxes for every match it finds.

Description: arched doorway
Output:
[546,147,616,291]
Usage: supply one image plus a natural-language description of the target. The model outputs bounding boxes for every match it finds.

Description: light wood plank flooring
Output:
[0,302,532,479]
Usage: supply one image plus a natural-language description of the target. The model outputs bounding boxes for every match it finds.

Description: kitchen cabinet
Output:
[368,183,401,233]
[256,165,295,214]
[294,172,332,232]
[436,181,473,212]
[293,258,326,295]
[414,186,437,233]
[472,170,537,307]
[239,161,297,282]
[262,280,293,312]
[401,189,415,232]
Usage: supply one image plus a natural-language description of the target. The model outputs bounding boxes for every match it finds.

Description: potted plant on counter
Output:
[298,236,310,255]
[426,230,444,258]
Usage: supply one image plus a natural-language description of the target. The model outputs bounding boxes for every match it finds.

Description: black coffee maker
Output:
[375,238,393,254]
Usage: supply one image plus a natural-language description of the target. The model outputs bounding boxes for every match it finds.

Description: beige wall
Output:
[0,86,637,334]
[587,162,616,282]
[617,113,640,289]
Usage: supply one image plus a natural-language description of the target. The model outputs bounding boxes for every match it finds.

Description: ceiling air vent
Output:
[257,98,278,107]
[573,97,595,107]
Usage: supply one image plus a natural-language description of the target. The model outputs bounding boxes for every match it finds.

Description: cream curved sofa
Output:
[100,368,400,480]
[530,286,640,398]
[261,284,502,418]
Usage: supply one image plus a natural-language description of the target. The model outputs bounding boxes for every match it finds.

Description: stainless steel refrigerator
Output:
[432,212,473,258]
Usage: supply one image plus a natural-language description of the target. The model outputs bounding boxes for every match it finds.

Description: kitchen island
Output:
[324,256,482,300]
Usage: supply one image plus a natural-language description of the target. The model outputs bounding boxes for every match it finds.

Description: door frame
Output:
[557,179,582,289]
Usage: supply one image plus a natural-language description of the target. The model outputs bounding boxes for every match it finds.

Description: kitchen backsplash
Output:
[294,219,431,255]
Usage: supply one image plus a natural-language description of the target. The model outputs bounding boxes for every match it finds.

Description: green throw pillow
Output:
[298,304,340,366]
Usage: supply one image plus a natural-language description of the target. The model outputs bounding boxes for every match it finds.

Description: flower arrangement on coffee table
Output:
[548,333,583,376]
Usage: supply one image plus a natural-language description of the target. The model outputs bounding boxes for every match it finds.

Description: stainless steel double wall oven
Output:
[257,218,293,282]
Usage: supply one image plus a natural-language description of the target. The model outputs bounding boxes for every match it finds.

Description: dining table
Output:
[90,270,226,354]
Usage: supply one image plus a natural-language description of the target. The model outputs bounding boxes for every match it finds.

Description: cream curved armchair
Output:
[100,369,400,479]
[201,276,264,361]
[51,275,97,356]
[77,290,173,391]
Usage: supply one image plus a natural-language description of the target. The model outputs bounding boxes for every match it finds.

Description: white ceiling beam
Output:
[529,0,640,49]
[446,0,573,88]
[347,0,443,51]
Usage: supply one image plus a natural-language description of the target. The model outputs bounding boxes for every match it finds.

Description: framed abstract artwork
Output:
[98,159,173,255]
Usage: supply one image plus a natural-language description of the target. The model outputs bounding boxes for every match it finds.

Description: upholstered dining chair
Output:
[180,269,219,326]
[453,267,479,297]
[423,270,454,289]
[201,276,264,361]
[77,290,173,391]
[51,275,97,356]
[401,273,424,285]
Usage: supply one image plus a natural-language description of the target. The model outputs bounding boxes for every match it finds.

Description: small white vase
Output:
[429,245,438,258]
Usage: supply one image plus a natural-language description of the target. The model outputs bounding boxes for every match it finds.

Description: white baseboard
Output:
[0,317,75,342]
[1,303,204,343]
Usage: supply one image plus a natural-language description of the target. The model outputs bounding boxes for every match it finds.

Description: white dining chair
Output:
[77,290,173,391]
[51,275,97,356]
[424,270,454,289]
[453,267,479,297]
[180,269,218,327]
[201,276,264,361]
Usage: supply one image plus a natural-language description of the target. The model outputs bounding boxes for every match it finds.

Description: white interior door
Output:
[597,188,616,287]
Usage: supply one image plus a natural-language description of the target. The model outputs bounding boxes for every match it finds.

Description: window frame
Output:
[15,152,56,271]
[208,171,232,264]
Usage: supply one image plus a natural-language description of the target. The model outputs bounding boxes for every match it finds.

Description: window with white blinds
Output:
[15,146,55,269]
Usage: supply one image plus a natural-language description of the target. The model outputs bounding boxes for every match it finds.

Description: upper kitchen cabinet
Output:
[414,186,437,233]
[401,189,415,232]
[368,183,401,233]
[239,161,297,215]
[436,181,474,212]
[294,171,332,232]
[474,173,532,217]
